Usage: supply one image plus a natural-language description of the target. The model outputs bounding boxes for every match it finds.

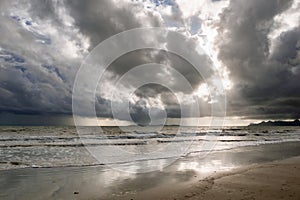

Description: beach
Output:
[162,156,300,200]
[1,140,300,200]
[1,0,300,199]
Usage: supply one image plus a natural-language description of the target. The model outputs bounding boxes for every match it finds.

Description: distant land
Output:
[249,119,300,126]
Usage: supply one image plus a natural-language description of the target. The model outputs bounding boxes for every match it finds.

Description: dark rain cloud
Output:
[1,0,299,125]
[0,0,162,123]
[65,0,161,49]
[217,0,300,119]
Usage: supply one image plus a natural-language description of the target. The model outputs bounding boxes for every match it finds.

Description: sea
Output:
[0,126,300,171]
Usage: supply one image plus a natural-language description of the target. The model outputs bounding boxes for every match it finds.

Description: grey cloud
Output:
[217,0,300,119]
[106,49,207,93]
[65,0,214,120]
[129,99,152,125]
[27,0,58,21]
[5,0,298,125]
[271,27,300,64]
[0,0,169,124]
[65,0,161,48]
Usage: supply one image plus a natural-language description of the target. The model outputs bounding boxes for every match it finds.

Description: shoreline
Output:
[1,141,300,199]
[168,156,300,200]
[1,140,300,171]
[103,157,300,200]
[111,156,300,200]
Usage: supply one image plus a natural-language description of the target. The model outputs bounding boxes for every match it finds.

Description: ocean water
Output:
[0,126,299,170]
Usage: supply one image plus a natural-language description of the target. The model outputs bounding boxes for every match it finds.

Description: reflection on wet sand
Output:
[1,142,300,200]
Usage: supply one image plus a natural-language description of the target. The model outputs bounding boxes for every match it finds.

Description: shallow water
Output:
[1,142,300,200]
[0,126,300,170]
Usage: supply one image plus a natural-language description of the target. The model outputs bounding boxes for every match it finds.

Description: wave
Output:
[2,139,300,171]
[1,126,299,170]
[0,136,298,148]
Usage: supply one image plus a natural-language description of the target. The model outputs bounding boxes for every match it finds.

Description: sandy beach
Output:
[163,156,300,200]
[107,156,300,200]
[1,141,300,200]
[1,0,300,199]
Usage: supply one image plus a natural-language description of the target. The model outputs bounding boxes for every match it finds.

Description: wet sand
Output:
[161,156,300,200]
[1,142,300,200]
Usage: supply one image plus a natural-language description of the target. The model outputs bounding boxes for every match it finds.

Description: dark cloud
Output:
[0,113,74,126]
[1,0,299,125]
[0,0,166,124]
[129,99,152,125]
[105,49,207,93]
[271,27,300,64]
[217,0,300,119]
[65,0,161,48]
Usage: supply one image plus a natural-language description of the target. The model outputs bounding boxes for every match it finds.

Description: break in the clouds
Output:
[0,0,299,125]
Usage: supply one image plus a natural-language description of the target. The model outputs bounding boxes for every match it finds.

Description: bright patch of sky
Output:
[137,0,232,94]
[268,0,300,56]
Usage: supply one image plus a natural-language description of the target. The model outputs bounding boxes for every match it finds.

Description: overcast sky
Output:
[0,0,299,126]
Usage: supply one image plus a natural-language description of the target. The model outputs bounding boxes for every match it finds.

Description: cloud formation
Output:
[0,0,299,125]
[217,0,300,119]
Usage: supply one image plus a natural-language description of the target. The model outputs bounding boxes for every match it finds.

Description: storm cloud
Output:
[0,0,299,125]
[217,0,300,119]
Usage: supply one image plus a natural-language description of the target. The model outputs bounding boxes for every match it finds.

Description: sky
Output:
[0,0,300,126]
